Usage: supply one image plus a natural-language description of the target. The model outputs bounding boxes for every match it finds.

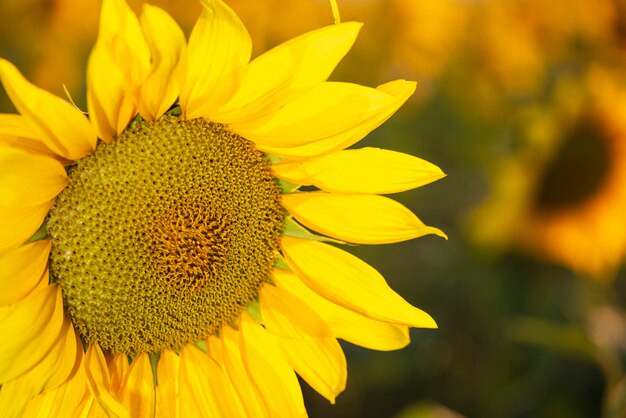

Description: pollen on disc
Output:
[48,116,284,355]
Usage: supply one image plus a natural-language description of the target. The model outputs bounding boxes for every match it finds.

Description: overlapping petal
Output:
[119,353,156,417]
[0,60,96,160]
[0,240,50,306]
[156,350,180,418]
[239,312,307,418]
[282,192,446,244]
[84,343,129,418]
[212,22,362,124]
[220,326,267,417]
[179,0,251,119]
[281,237,437,329]
[259,80,416,159]
[273,269,411,351]
[229,82,393,148]
[260,284,347,403]
[137,5,186,120]
[87,0,150,142]
[0,318,80,417]
[0,202,51,254]
[273,147,445,194]
[179,344,245,417]
[21,360,92,418]
[0,114,61,158]
[0,147,66,208]
[0,285,65,385]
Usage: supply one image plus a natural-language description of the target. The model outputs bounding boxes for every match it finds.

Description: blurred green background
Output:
[3,0,626,417]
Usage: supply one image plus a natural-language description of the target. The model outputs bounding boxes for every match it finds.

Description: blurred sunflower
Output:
[0,0,446,416]
[451,0,617,117]
[469,66,626,280]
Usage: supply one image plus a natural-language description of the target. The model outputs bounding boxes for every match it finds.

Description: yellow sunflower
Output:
[469,66,626,280]
[0,0,446,416]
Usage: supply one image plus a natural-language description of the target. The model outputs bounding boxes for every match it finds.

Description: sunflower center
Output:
[533,118,612,213]
[48,116,284,355]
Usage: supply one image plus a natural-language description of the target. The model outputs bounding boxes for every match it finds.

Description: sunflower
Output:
[469,66,626,280]
[0,0,446,416]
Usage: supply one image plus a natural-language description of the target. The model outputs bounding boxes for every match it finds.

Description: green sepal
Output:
[274,254,291,270]
[282,216,344,244]
[194,340,208,353]
[246,299,263,323]
[27,221,48,243]
[148,352,160,386]
[278,178,300,193]
[165,105,182,117]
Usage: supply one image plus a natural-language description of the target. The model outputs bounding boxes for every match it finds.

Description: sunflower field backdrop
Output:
[2,0,626,417]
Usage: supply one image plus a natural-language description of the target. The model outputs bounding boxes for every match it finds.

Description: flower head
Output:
[0,0,445,416]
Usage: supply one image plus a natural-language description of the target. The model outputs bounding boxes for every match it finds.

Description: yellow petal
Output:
[0,285,64,384]
[260,284,347,403]
[179,0,251,119]
[119,353,155,418]
[273,269,410,351]
[87,0,150,142]
[22,359,92,418]
[156,350,180,418]
[0,317,80,417]
[212,22,362,124]
[220,326,267,417]
[259,80,416,159]
[84,343,130,418]
[282,192,446,244]
[238,311,307,418]
[107,354,130,401]
[137,5,186,120]
[273,147,446,194]
[0,59,96,160]
[0,114,61,158]
[179,344,245,418]
[230,82,392,148]
[0,202,51,254]
[0,240,50,306]
[281,237,437,329]
[0,146,66,208]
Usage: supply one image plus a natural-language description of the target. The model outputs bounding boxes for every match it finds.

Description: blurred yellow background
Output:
[3,0,626,417]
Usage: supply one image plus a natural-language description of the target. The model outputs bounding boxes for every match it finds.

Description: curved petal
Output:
[179,344,245,418]
[108,354,129,397]
[281,237,437,329]
[260,284,347,403]
[156,350,180,418]
[273,269,411,351]
[220,326,267,417]
[84,343,129,418]
[119,353,155,417]
[229,82,392,148]
[213,22,362,124]
[87,0,150,142]
[273,147,446,194]
[0,114,61,158]
[0,317,80,417]
[0,285,65,384]
[0,202,51,254]
[282,192,446,244]
[260,80,416,159]
[21,357,92,418]
[0,60,96,160]
[179,0,251,119]
[137,5,186,120]
[0,240,50,306]
[238,311,307,418]
[0,146,67,208]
